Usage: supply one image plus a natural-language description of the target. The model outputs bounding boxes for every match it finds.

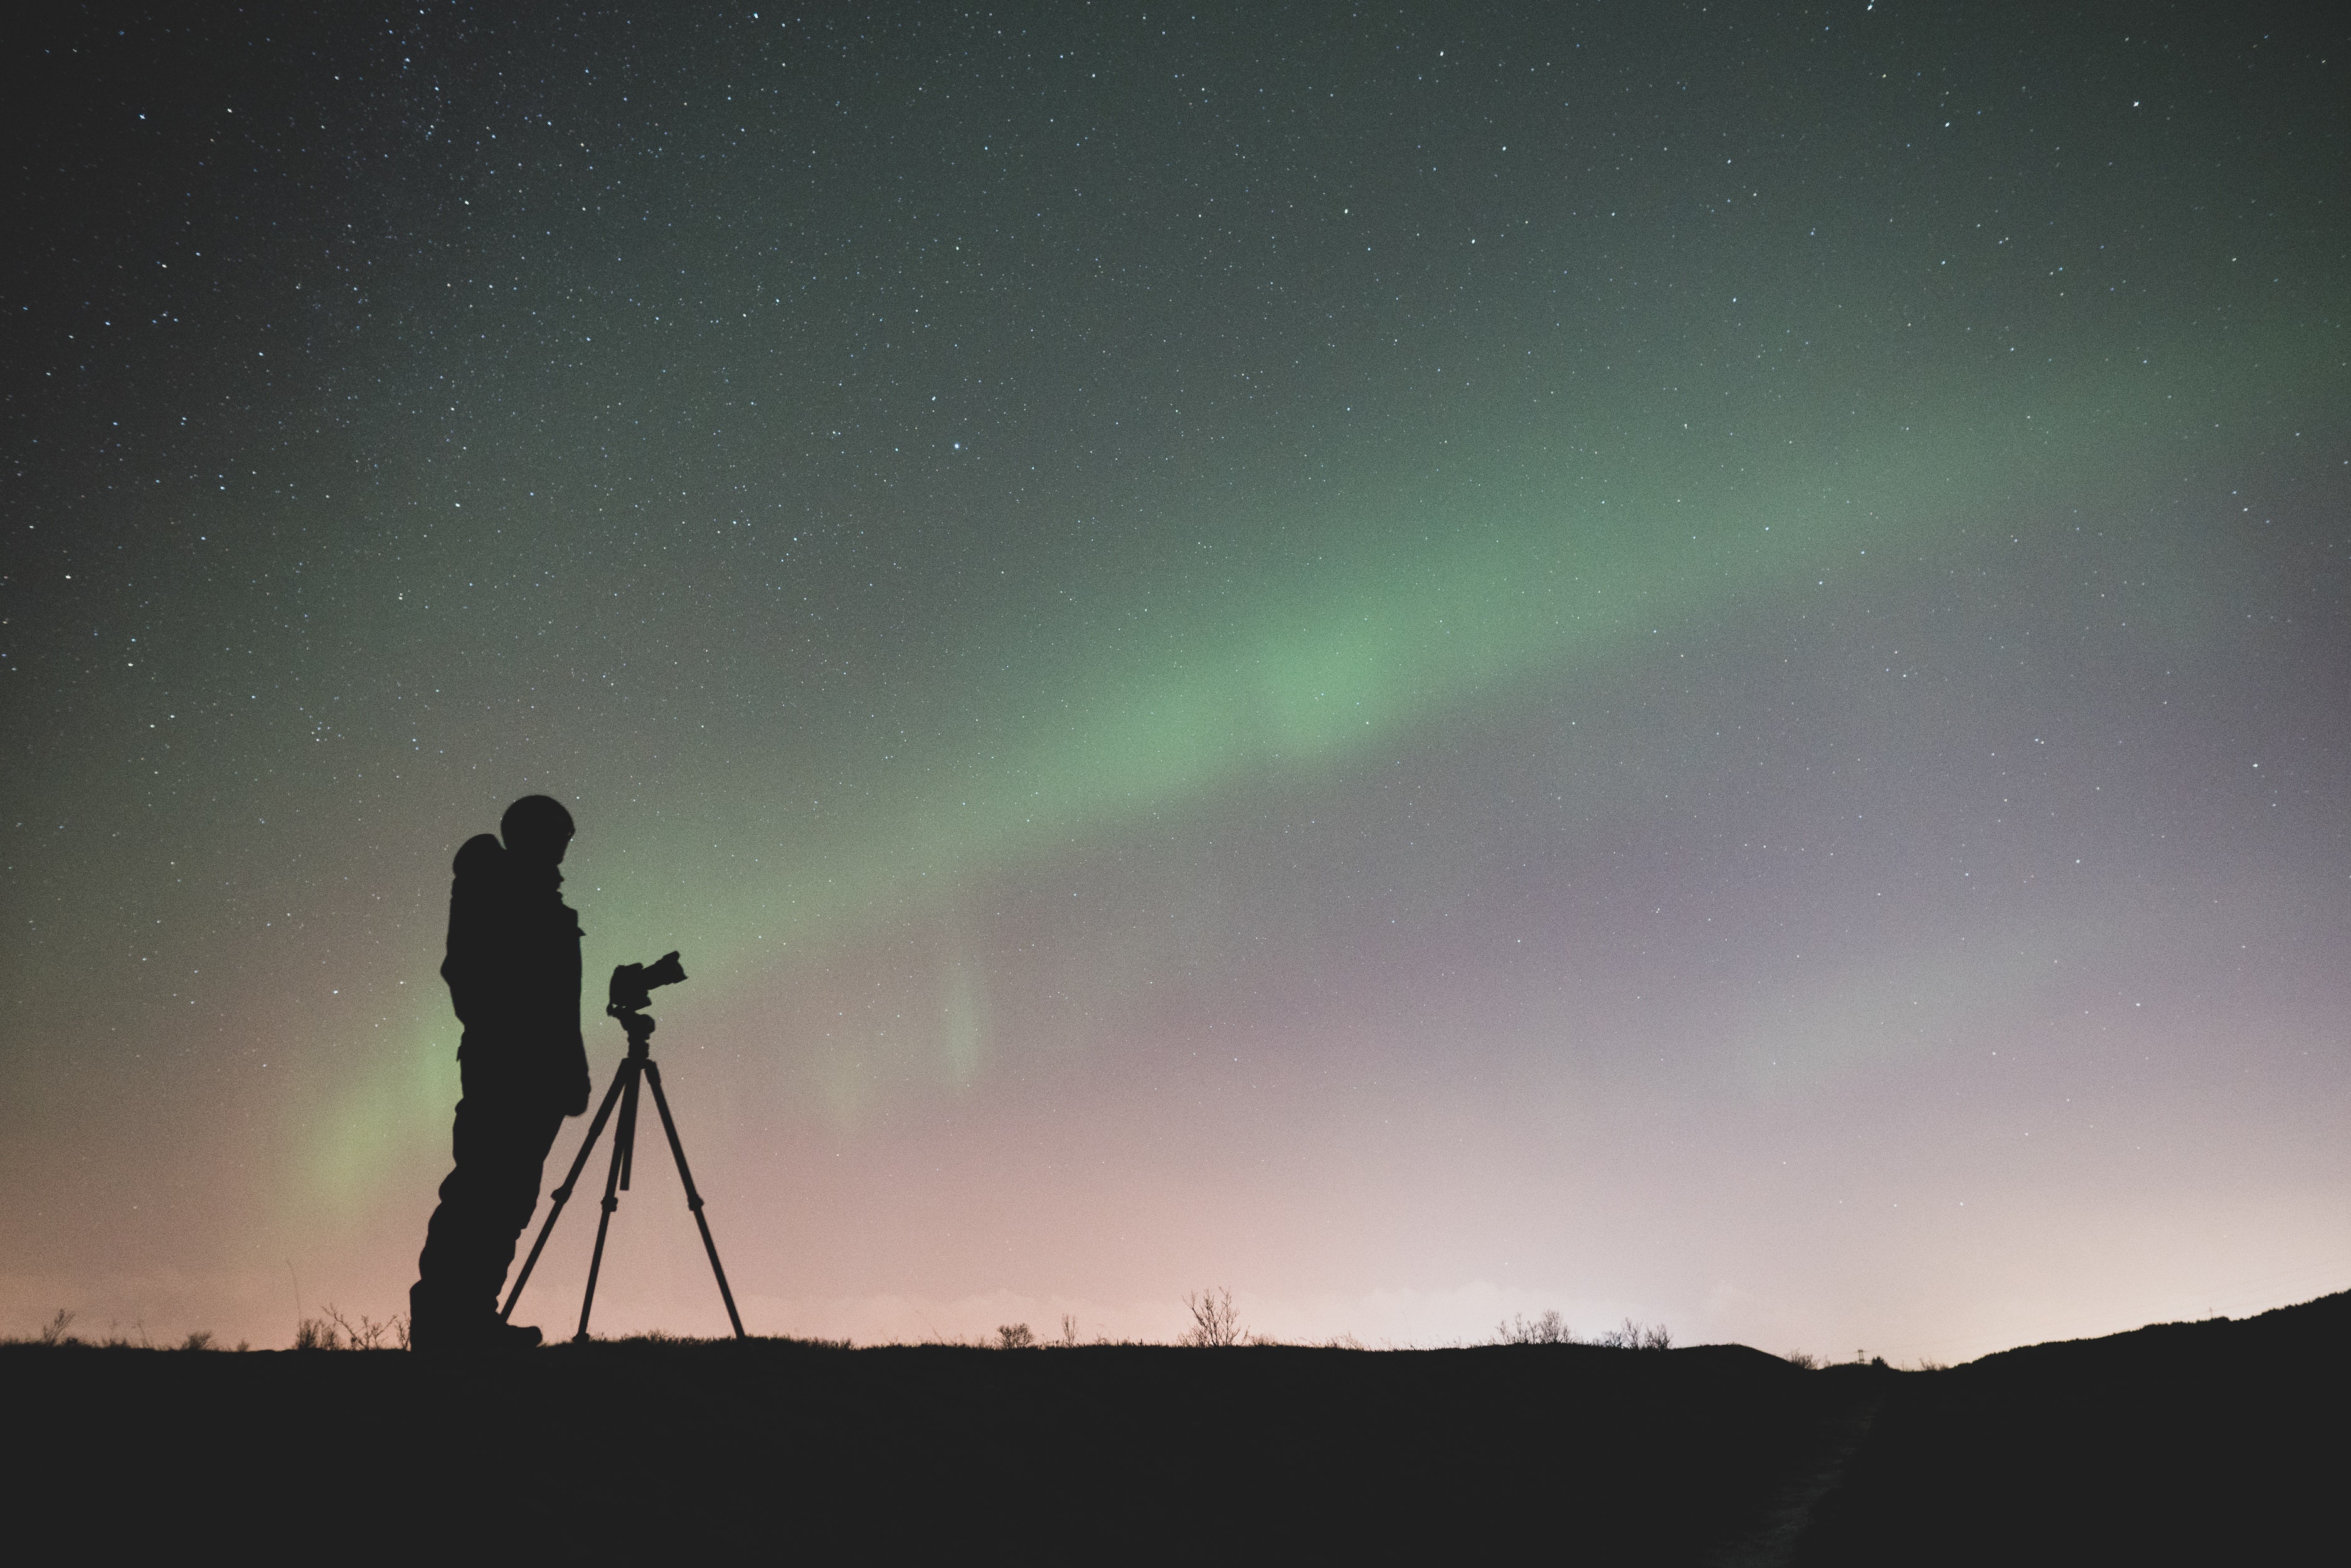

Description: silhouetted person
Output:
[410,795,592,1351]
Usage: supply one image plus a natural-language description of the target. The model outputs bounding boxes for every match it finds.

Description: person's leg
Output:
[478,1102,565,1306]
[412,1092,501,1345]
[412,1086,562,1348]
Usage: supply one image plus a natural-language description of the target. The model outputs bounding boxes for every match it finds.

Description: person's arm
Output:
[560,1027,592,1116]
[553,906,590,1115]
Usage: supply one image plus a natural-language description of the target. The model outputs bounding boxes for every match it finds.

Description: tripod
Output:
[502,999,746,1341]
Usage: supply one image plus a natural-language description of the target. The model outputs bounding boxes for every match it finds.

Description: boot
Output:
[410,1282,541,1353]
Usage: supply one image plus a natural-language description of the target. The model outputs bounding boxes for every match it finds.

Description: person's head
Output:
[501,795,575,868]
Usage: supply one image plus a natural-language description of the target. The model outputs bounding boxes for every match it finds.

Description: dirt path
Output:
[1695,1396,1883,1568]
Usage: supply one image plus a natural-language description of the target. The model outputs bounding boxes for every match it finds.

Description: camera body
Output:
[608,950,687,1016]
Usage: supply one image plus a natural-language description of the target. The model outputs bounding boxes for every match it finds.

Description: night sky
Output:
[6,3,2345,1357]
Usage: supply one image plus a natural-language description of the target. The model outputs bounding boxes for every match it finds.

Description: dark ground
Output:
[10,1292,2344,1562]
[12,1337,1850,1560]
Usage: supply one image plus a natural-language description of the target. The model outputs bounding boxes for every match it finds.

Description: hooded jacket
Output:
[441,832,592,1114]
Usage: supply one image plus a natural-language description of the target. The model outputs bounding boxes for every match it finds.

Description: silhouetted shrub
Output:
[1181,1288,1245,1347]
[1593,1317,1673,1350]
[318,1305,401,1350]
[1497,1310,1574,1345]
[997,1322,1036,1349]
[181,1330,216,1352]
[37,1309,77,1346]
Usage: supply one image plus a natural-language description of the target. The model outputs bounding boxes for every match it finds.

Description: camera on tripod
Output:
[608,950,686,1017]
[504,944,746,1342]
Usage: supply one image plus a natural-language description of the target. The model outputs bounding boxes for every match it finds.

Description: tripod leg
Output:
[642,1059,748,1340]
[503,1062,630,1322]
[575,1061,641,1343]
[617,1051,640,1192]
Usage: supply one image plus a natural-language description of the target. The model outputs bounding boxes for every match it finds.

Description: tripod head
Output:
[607,951,686,1055]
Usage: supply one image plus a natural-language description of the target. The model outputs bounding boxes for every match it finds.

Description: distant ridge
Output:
[1791,1288,2350,1566]
[1963,1285,2351,1371]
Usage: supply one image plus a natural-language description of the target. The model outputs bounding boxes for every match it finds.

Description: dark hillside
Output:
[1792,1291,2351,1565]
[19,1298,2341,1559]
